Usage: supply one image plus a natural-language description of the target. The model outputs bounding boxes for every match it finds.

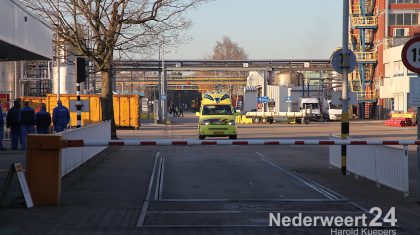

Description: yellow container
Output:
[236,115,252,124]
[391,113,415,119]
[20,94,141,128]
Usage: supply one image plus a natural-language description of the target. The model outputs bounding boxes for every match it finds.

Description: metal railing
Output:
[384,37,412,49]
[351,16,378,28]
[357,91,379,100]
[350,1,375,15]
[354,51,377,63]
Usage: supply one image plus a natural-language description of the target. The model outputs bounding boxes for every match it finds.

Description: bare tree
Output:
[211,36,248,60]
[22,0,207,138]
[198,36,248,94]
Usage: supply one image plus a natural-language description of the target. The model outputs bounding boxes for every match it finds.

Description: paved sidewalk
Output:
[0,146,156,234]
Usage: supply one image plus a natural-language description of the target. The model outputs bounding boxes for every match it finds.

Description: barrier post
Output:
[417,106,420,203]
[341,0,350,175]
[26,134,63,206]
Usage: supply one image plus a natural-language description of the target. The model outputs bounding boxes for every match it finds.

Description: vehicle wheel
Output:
[269,118,274,124]
[262,117,268,124]
[253,117,261,124]
[295,118,302,124]
[199,135,205,140]
[229,135,237,140]
[304,118,310,124]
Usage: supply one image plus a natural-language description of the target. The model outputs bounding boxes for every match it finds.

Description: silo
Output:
[273,72,301,87]
[0,62,17,100]
[52,54,77,94]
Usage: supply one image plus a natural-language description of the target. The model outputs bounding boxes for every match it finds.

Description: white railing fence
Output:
[329,136,409,196]
[60,121,111,177]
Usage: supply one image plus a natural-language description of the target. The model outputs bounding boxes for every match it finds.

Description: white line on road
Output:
[137,152,160,228]
[256,152,340,200]
[154,156,164,200]
[158,158,165,200]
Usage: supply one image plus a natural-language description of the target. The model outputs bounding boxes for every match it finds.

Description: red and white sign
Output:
[402,37,420,74]
[0,94,10,112]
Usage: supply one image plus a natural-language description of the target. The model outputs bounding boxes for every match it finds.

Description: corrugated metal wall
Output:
[267,85,289,112]
[243,88,257,112]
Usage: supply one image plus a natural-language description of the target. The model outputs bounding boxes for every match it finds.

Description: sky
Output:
[165,0,343,60]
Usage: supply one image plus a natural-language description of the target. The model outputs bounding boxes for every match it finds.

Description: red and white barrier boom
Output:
[65,139,420,147]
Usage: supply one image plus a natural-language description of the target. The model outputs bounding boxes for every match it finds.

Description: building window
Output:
[394,28,409,36]
[397,14,404,25]
[389,13,419,25]
[389,14,395,25]
[390,0,420,3]
[404,13,412,25]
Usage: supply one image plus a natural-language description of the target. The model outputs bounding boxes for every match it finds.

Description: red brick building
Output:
[349,0,420,118]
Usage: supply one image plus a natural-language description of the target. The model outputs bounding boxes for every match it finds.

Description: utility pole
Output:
[162,51,167,123]
[157,44,162,123]
[341,0,350,175]
[56,0,61,101]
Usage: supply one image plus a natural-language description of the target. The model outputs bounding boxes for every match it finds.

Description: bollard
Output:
[26,134,63,206]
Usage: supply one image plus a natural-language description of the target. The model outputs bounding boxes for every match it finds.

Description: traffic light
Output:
[76,57,86,83]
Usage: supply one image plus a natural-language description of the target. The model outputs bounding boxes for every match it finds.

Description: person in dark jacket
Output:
[0,105,6,150]
[20,101,35,150]
[52,100,70,132]
[36,103,51,134]
[6,99,22,150]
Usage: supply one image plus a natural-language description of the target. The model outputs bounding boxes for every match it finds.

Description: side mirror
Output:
[195,112,200,117]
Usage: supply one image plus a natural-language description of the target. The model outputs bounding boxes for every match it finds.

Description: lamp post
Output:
[56,0,61,100]
[160,41,176,124]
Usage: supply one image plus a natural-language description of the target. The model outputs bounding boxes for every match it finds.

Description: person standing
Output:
[6,99,22,150]
[179,105,184,117]
[20,101,35,150]
[175,106,179,117]
[0,105,6,150]
[52,100,70,132]
[36,103,51,134]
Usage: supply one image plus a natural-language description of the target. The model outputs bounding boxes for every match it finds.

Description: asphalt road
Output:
[0,113,419,234]
[118,112,417,141]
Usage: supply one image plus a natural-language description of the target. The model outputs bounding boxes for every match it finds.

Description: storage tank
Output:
[0,62,15,95]
[52,53,81,94]
[273,72,302,87]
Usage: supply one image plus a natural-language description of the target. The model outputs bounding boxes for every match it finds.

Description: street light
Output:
[56,0,61,100]
[160,45,176,124]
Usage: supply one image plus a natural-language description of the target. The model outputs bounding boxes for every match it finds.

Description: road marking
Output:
[256,152,341,200]
[154,156,164,200]
[145,210,364,214]
[0,169,26,172]
[155,198,347,202]
[158,158,165,200]
[162,153,256,156]
[137,152,160,227]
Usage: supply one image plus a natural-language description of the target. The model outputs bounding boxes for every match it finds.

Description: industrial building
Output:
[349,0,420,118]
[0,0,52,107]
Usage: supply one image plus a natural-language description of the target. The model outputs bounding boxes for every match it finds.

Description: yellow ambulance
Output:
[196,93,238,140]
